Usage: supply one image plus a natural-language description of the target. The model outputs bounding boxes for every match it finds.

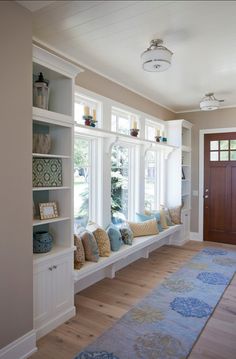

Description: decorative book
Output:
[33,158,62,187]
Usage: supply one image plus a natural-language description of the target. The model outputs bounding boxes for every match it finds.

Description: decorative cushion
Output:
[169,205,182,224]
[107,224,122,251]
[87,222,111,257]
[159,209,169,229]
[127,219,159,237]
[160,206,174,226]
[119,226,133,245]
[74,234,85,269]
[78,227,99,262]
[135,212,163,232]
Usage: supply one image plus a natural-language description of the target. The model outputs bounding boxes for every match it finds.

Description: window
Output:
[111,107,138,135]
[74,94,100,126]
[145,119,163,141]
[111,144,129,224]
[210,139,236,161]
[74,137,91,227]
[145,150,160,211]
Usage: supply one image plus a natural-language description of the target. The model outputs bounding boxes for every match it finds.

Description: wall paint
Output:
[0,1,32,348]
[76,70,175,120]
[176,108,236,233]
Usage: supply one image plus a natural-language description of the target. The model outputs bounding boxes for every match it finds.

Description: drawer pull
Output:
[48,266,53,271]
[53,265,57,269]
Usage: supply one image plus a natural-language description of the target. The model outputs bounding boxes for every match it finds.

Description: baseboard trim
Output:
[0,330,37,359]
[190,232,203,241]
[36,306,76,340]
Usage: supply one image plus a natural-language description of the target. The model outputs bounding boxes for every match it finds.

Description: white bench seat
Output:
[74,224,183,293]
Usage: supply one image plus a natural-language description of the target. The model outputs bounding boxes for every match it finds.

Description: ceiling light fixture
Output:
[141,39,173,72]
[200,93,224,111]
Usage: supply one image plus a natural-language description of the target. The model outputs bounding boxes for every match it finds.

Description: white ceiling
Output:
[20,0,236,112]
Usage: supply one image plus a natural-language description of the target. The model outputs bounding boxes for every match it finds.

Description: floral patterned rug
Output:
[74,247,236,359]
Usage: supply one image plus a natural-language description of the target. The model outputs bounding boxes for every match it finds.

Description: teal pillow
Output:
[150,211,163,232]
[107,224,122,251]
[135,212,163,232]
[119,226,133,245]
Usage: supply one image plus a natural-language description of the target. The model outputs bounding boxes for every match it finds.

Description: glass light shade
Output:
[141,47,172,72]
[200,99,219,111]
[33,72,49,110]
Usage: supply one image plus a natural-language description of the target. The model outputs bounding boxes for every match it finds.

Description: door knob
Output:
[204,195,208,199]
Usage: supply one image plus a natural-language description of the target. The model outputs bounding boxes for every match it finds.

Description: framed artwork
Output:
[39,202,58,220]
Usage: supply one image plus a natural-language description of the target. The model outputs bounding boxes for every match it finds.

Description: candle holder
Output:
[162,137,167,142]
[155,136,162,142]
[130,128,139,137]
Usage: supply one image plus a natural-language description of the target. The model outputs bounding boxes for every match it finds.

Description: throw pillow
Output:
[160,206,174,226]
[127,218,159,237]
[78,227,99,262]
[107,224,122,251]
[119,226,133,245]
[87,222,111,257]
[74,234,85,270]
[169,205,182,224]
[135,212,163,232]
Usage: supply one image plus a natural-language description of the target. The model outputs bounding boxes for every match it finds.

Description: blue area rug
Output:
[74,247,236,359]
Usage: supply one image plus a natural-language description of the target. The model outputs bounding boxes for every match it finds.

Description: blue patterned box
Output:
[33,157,62,187]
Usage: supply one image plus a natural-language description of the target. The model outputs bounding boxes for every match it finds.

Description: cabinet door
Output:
[181,210,190,240]
[52,253,74,316]
[34,262,53,329]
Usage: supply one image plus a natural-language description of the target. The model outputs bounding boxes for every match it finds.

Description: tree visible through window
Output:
[111,145,129,224]
[74,138,90,227]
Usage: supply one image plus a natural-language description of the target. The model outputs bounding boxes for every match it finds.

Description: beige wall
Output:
[76,70,175,120]
[176,108,236,234]
[0,1,32,348]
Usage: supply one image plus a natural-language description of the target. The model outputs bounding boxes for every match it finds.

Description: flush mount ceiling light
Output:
[200,93,224,111]
[141,39,173,72]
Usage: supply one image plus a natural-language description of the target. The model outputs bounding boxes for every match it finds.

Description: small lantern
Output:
[33,72,49,110]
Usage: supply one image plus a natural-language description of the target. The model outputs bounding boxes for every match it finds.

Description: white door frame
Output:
[199,127,236,241]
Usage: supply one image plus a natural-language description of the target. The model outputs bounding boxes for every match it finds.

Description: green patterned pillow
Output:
[119,226,133,245]
[78,227,99,262]
[169,206,182,224]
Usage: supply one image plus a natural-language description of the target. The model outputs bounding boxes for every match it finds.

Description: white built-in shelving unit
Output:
[32,45,81,339]
[167,119,192,242]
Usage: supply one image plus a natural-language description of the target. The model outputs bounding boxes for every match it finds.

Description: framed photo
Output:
[39,202,58,220]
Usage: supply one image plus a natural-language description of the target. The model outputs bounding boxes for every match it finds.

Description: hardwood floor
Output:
[31,241,236,359]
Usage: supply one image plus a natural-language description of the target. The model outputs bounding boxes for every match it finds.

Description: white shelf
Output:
[33,246,74,265]
[182,164,190,167]
[182,145,191,152]
[75,123,178,151]
[33,186,70,191]
[182,191,190,196]
[32,106,72,125]
[32,153,70,159]
[33,216,70,226]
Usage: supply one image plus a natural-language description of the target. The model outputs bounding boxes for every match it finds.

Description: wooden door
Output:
[204,133,236,244]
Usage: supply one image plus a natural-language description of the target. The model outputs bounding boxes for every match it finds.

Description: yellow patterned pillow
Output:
[160,209,169,229]
[87,222,111,257]
[169,206,182,224]
[127,219,159,237]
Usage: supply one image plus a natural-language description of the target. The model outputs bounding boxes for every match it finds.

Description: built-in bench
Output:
[74,224,184,293]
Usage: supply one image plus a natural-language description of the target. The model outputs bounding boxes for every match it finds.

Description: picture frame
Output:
[182,168,185,180]
[39,202,58,220]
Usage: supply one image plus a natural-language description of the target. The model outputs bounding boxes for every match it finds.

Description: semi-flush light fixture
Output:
[141,39,173,72]
[200,93,224,111]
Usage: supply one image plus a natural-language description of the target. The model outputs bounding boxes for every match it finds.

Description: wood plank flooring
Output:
[30,241,236,359]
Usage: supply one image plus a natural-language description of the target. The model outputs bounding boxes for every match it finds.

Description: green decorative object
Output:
[33,157,62,187]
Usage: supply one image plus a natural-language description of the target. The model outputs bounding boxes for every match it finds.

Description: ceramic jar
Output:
[33,231,53,253]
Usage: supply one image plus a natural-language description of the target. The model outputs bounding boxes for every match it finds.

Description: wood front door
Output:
[204,133,236,244]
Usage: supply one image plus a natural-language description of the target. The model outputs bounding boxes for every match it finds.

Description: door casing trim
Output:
[199,127,236,241]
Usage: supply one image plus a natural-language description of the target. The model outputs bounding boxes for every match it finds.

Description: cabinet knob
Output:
[48,266,53,271]
[53,265,57,269]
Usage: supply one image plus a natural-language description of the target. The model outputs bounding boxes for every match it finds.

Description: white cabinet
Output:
[167,119,192,243]
[34,251,75,339]
[32,45,81,339]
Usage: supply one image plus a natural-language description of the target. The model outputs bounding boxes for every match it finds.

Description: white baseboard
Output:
[36,306,76,340]
[190,232,203,241]
[0,330,37,359]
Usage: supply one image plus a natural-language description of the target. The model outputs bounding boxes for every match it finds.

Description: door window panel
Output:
[220,140,229,150]
[220,151,229,161]
[210,141,218,150]
[230,151,236,160]
[210,152,218,161]
[230,140,236,149]
[210,138,236,161]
